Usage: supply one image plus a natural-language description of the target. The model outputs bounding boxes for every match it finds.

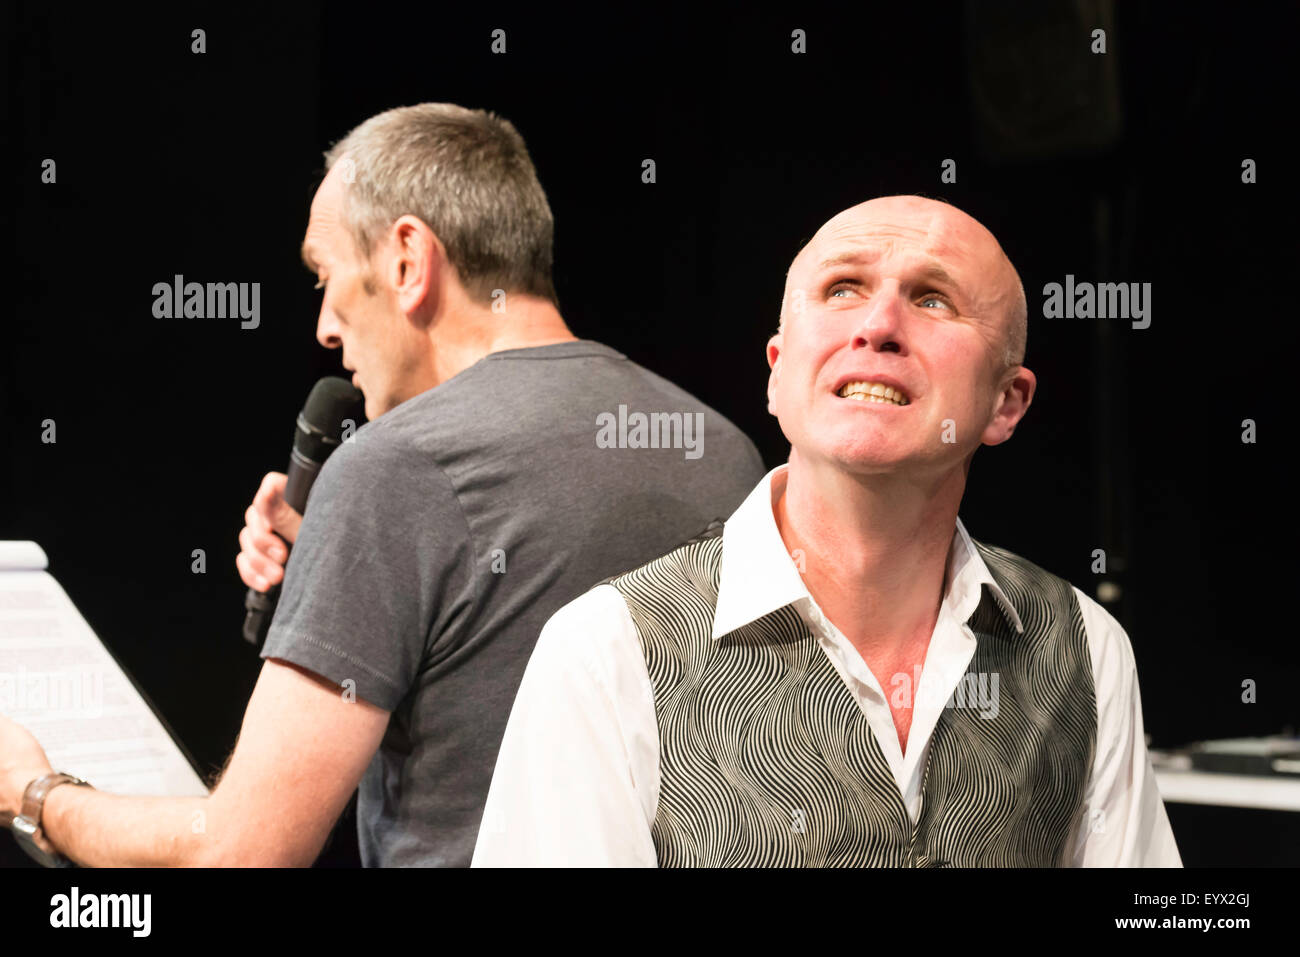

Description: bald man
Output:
[472,196,1181,867]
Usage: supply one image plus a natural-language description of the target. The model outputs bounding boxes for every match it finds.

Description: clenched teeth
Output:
[837,381,909,406]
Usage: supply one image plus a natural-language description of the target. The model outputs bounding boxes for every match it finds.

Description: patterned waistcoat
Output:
[605,528,1097,867]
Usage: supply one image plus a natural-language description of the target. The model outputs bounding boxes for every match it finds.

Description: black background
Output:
[4,1,1297,867]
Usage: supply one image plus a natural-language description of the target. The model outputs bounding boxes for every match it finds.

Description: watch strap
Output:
[21,772,87,823]
[12,772,89,867]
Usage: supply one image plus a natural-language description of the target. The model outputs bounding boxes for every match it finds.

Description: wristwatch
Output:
[8,772,90,867]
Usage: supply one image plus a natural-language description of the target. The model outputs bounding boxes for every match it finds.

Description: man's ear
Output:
[389,215,442,317]
[981,365,1037,447]
[766,331,782,414]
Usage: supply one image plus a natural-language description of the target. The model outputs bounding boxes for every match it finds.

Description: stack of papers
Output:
[0,541,209,797]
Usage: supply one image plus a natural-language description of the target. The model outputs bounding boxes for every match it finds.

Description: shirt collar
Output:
[711,465,1025,641]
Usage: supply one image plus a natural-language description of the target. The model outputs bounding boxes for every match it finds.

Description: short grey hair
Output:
[1003,269,1028,371]
[324,103,557,306]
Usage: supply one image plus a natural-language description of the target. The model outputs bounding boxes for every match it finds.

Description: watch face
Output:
[14,828,64,868]
[13,816,64,867]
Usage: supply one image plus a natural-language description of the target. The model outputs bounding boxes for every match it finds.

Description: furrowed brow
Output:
[816,251,878,272]
[817,250,961,289]
[913,261,960,289]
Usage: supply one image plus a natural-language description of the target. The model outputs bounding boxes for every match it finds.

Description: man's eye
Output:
[827,282,856,298]
[919,294,950,309]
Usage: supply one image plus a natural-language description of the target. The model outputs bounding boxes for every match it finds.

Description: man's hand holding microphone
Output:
[237,377,364,646]
[236,472,302,594]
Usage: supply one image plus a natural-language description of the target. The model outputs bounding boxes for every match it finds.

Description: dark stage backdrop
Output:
[4,1,1297,866]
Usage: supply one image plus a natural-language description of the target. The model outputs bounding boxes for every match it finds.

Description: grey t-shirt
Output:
[261,340,765,866]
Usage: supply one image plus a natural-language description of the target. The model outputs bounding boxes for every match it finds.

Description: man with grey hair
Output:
[474,195,1180,867]
[0,103,764,866]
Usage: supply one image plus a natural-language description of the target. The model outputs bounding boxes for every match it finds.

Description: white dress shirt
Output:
[473,466,1182,867]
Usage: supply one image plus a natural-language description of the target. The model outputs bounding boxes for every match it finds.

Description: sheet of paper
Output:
[0,543,209,797]
[0,540,49,572]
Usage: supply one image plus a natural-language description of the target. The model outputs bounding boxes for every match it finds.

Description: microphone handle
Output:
[242,583,280,646]
[283,447,322,513]
[241,450,323,646]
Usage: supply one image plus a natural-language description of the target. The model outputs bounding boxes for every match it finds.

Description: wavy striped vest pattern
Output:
[606,529,1097,867]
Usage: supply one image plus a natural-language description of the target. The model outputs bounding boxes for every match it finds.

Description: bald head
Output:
[781,196,1027,370]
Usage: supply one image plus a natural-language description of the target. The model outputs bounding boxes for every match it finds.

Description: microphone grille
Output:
[302,376,364,437]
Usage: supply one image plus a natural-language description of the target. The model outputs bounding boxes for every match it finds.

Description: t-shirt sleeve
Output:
[260,429,475,711]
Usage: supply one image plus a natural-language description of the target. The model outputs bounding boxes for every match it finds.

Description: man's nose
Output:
[851,281,907,352]
[315,305,341,350]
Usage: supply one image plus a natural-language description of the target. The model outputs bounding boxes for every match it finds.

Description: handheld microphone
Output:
[242,376,364,647]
